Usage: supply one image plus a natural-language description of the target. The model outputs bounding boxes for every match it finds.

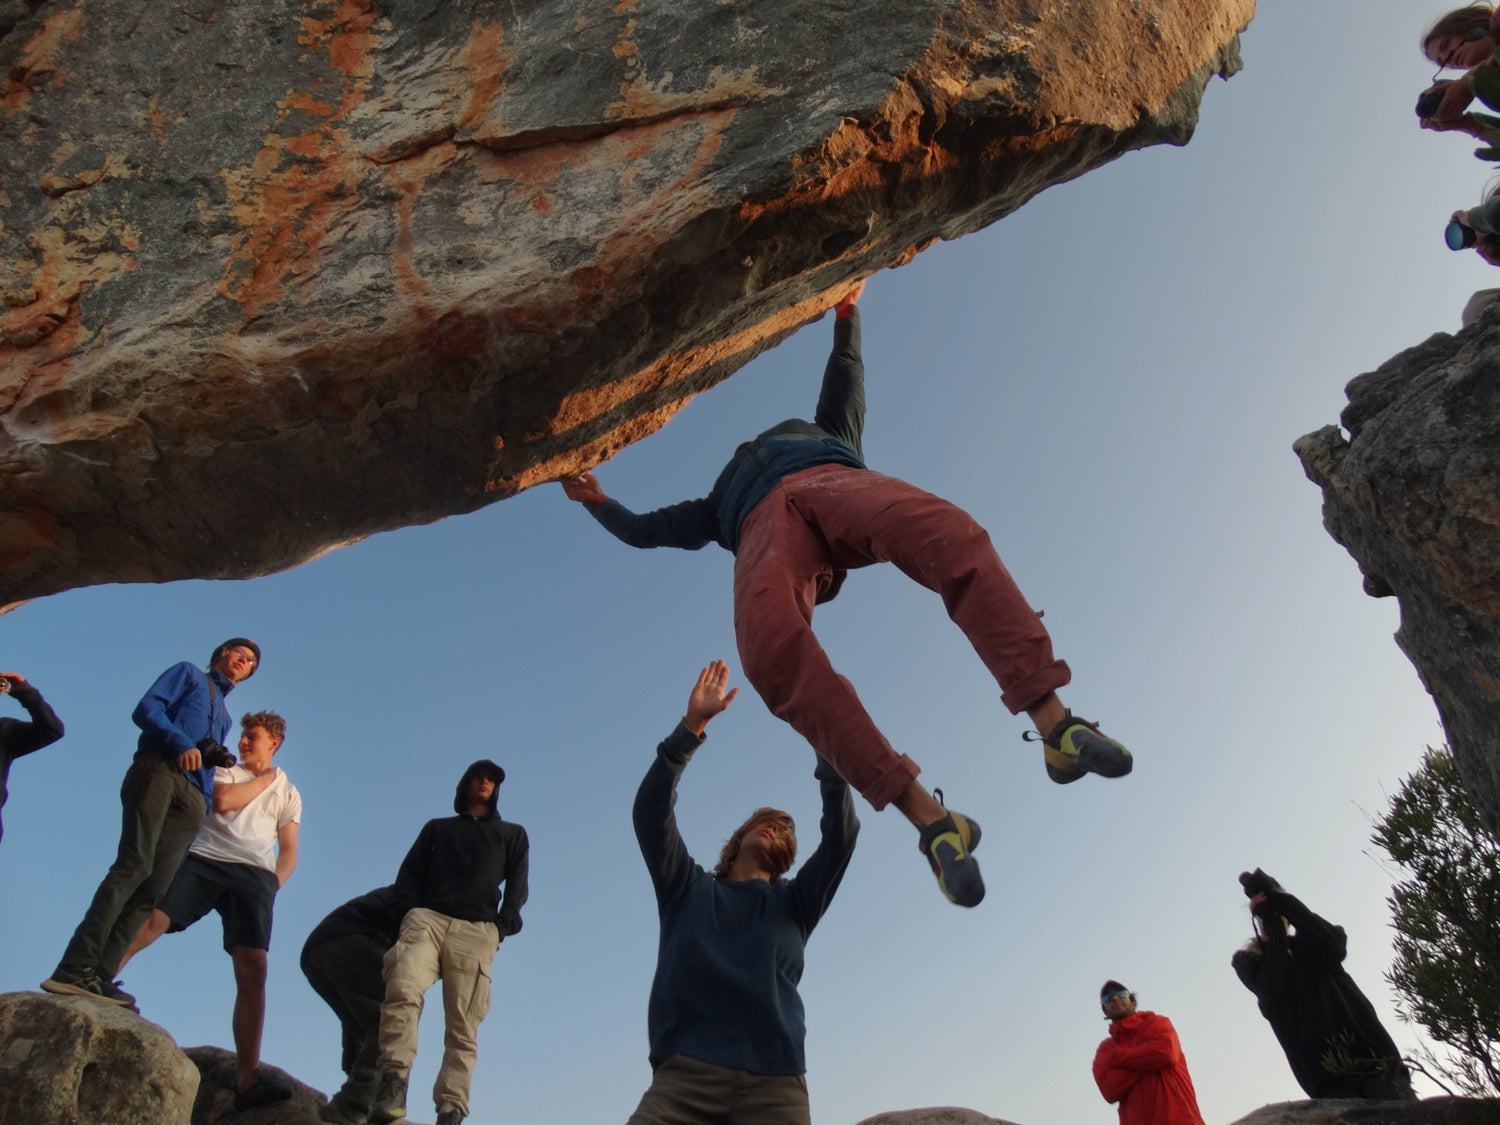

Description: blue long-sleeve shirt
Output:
[132,661,234,807]
[633,721,859,1074]
[588,309,867,558]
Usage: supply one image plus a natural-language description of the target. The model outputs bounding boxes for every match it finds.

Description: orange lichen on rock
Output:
[456,21,509,131]
[0,4,85,115]
[300,0,381,79]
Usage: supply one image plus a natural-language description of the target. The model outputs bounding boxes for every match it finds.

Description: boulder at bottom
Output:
[185,1046,330,1125]
[1228,1097,1500,1125]
[855,1109,1021,1125]
[0,991,199,1125]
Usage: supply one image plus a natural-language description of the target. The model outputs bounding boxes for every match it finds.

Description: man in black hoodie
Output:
[369,760,528,1125]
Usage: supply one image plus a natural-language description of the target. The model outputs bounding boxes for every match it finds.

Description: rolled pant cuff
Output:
[859,753,920,811]
[999,660,1072,717]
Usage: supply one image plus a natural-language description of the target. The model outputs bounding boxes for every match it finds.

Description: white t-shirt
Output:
[189,765,302,874]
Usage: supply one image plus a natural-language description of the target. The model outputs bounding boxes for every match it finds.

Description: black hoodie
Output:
[393,759,529,935]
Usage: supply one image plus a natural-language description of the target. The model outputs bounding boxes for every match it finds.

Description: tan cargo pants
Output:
[378,906,500,1118]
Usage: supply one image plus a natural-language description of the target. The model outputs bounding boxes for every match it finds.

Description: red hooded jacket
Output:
[1092,1011,1206,1125]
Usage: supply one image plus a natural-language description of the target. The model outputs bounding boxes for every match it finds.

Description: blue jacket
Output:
[132,661,235,808]
[634,722,859,1074]
[587,309,867,557]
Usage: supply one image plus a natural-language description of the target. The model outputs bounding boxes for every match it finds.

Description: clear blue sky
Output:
[1,4,1493,1122]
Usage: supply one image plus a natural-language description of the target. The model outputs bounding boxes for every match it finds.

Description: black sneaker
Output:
[917,808,985,907]
[40,967,128,1006]
[436,1112,465,1125]
[234,1075,294,1110]
[99,978,138,1011]
[369,1073,408,1124]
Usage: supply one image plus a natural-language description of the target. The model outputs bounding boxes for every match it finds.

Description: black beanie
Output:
[211,637,261,676]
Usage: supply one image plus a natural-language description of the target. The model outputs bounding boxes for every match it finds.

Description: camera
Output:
[1447,219,1479,250]
[1238,868,1279,898]
[195,737,237,769]
[0,677,9,693]
[1417,82,1451,119]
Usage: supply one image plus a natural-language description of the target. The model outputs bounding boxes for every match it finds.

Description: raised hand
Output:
[561,471,608,505]
[685,659,739,735]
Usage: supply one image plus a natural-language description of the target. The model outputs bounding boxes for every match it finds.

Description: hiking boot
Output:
[40,967,129,1006]
[369,1073,408,1124]
[235,1075,294,1111]
[319,1090,370,1124]
[1031,712,1133,784]
[436,1111,465,1125]
[917,809,984,907]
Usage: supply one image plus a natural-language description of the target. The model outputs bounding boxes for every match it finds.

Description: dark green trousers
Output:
[301,932,389,1109]
[57,754,206,977]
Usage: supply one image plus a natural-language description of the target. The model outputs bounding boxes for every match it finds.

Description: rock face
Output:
[0,991,199,1125]
[0,0,1253,608]
[184,1045,327,1124]
[1296,305,1500,836]
[1228,1097,1500,1125]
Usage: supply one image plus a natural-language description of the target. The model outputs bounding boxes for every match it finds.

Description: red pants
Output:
[733,464,1070,810]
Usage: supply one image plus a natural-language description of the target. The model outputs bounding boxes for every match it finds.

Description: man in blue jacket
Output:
[42,637,260,1007]
[625,660,858,1125]
[563,283,1131,908]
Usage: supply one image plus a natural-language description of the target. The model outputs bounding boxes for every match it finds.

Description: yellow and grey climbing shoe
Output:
[1029,712,1133,784]
[917,803,984,907]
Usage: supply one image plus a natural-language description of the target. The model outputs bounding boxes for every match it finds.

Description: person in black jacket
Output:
[0,671,64,844]
[369,760,528,1125]
[562,283,1133,909]
[626,659,858,1125]
[1231,869,1414,1101]
[302,885,406,1125]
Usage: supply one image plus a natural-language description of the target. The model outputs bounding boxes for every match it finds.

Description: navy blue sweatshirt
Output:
[587,309,867,558]
[633,722,859,1074]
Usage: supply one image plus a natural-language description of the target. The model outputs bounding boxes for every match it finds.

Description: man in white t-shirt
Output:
[119,710,302,1110]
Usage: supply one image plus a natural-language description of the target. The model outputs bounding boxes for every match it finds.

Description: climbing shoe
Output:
[1029,711,1133,784]
[917,807,984,907]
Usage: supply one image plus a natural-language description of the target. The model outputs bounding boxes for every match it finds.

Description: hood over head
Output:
[454,759,506,816]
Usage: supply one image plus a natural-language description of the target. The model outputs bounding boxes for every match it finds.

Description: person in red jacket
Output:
[1092,981,1206,1125]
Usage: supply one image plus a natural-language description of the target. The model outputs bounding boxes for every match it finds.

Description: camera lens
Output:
[1447,220,1479,250]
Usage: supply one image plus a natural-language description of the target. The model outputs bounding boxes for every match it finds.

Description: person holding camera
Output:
[1418,4,1500,137]
[1447,183,1500,264]
[115,709,300,1110]
[1231,869,1414,1101]
[0,671,64,844]
[42,637,260,1008]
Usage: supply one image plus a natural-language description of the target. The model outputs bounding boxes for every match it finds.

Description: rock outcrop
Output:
[0,991,199,1125]
[0,0,1254,608]
[184,1046,326,1124]
[1296,302,1500,836]
[1228,1097,1500,1125]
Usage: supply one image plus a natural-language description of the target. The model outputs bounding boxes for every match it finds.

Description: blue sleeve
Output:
[131,663,204,757]
[789,753,860,929]
[587,496,717,550]
[632,722,706,908]
[813,309,865,459]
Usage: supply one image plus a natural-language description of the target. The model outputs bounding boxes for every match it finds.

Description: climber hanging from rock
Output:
[560,280,1133,907]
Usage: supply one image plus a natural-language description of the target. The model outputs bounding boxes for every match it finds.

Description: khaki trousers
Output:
[625,1055,811,1125]
[378,907,500,1118]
